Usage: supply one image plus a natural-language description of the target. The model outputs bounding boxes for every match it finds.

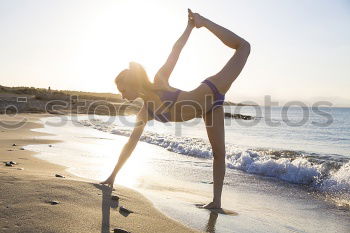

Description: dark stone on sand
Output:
[5,162,13,167]
[55,174,65,178]
[4,161,17,166]
[49,200,60,205]
[7,149,13,151]
[119,206,133,214]
[12,143,17,146]
[20,147,25,150]
[111,195,119,201]
[48,145,52,147]
[200,181,213,184]
[113,228,130,233]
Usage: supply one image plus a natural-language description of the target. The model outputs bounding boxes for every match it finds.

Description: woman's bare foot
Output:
[202,201,221,209]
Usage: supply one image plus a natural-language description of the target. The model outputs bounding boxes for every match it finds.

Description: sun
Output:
[75,0,181,92]
[73,0,207,94]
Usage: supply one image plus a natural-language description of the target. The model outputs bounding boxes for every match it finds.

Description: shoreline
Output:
[0,113,198,233]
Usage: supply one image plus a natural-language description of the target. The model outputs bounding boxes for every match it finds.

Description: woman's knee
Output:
[212,149,226,160]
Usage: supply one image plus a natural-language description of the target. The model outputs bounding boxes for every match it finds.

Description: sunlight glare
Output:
[76,0,179,93]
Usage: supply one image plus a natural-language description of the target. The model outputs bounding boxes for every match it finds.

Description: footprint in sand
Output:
[194,203,238,216]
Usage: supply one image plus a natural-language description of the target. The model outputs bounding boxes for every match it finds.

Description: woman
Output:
[100,9,250,209]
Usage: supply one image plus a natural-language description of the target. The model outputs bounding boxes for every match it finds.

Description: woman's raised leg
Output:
[194,13,251,95]
[202,106,226,209]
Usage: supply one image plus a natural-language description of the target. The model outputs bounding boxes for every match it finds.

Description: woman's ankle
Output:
[212,198,221,207]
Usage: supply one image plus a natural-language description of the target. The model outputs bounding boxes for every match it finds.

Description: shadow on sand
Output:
[93,185,238,233]
[93,184,119,233]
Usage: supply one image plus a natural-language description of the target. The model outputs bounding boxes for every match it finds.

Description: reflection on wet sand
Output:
[195,203,238,233]
[205,212,218,233]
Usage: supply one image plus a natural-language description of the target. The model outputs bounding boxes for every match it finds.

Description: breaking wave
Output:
[78,119,350,201]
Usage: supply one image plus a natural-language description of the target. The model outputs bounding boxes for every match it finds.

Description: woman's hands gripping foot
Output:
[188,9,205,28]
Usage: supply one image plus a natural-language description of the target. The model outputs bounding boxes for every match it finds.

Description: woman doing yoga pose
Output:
[101,9,250,209]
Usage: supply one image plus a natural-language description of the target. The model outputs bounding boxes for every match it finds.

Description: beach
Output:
[1,0,350,232]
[0,114,198,233]
[1,111,350,233]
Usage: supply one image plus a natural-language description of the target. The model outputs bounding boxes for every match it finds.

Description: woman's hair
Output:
[115,62,158,100]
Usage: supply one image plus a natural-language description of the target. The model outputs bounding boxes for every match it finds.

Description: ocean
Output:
[24,106,350,232]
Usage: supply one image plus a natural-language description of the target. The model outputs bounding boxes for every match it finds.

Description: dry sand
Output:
[0,113,198,233]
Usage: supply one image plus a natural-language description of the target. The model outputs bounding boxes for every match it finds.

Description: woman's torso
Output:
[145,81,220,122]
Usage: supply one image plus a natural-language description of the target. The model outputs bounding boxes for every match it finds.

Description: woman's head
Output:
[115,62,154,101]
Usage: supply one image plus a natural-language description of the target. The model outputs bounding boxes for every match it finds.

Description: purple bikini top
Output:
[146,88,181,123]
[146,79,225,123]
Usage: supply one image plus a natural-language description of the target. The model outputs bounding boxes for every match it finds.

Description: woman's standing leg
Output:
[203,106,226,209]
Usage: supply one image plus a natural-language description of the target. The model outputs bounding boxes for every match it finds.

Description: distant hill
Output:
[0,85,123,103]
[223,100,258,106]
[0,85,140,115]
[0,85,255,120]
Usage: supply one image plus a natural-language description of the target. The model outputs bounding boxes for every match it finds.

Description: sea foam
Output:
[78,119,350,195]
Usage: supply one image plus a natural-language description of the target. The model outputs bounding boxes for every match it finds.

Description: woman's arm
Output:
[154,10,194,86]
[100,105,148,187]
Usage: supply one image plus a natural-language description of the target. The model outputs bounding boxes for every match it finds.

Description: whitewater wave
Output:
[78,119,350,197]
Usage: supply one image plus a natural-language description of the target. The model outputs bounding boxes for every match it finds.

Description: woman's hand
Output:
[100,174,116,188]
[188,9,204,28]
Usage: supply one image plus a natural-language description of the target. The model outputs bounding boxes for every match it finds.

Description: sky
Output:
[0,0,349,107]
